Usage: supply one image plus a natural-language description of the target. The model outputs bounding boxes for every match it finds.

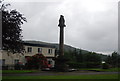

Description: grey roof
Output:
[23,41,55,48]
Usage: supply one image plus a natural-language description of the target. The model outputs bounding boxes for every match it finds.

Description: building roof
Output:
[23,41,55,48]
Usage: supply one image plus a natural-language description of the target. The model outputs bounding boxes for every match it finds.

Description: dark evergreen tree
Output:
[82,52,101,68]
[83,52,101,63]
[72,48,77,62]
[76,49,83,63]
[106,51,120,67]
[1,1,27,53]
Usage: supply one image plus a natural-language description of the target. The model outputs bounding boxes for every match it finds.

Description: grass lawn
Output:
[3,74,118,79]
[2,68,119,74]
[2,70,38,73]
[2,68,119,79]
[79,68,120,72]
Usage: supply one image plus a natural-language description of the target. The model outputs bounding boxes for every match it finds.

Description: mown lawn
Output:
[79,68,120,72]
[2,68,119,74]
[2,74,118,79]
[2,70,38,73]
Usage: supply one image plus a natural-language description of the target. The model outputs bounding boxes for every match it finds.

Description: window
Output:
[38,48,42,53]
[27,47,32,53]
[48,49,52,54]
[14,59,19,64]
[2,59,5,66]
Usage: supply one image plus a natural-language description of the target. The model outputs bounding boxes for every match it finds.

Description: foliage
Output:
[14,63,24,70]
[102,63,109,69]
[68,62,101,68]
[64,49,76,62]
[85,62,101,68]
[64,49,102,68]
[105,51,120,68]
[67,62,86,68]
[1,0,27,53]
[83,52,101,63]
[25,54,50,69]
[76,49,83,63]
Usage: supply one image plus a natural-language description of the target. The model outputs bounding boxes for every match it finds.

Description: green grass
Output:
[3,74,118,79]
[2,68,119,79]
[2,70,38,73]
[2,68,119,74]
[79,68,119,72]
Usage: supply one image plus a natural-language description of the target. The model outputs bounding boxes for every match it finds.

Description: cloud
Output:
[7,0,118,54]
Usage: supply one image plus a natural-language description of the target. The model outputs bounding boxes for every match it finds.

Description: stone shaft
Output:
[59,26,64,56]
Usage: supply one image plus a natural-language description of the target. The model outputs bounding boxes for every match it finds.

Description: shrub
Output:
[85,62,101,68]
[67,62,101,68]
[67,62,86,68]
[102,63,109,69]
[25,54,50,70]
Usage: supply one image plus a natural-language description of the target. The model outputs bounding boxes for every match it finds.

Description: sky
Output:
[4,0,119,55]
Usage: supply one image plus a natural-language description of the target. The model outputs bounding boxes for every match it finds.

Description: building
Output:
[1,41,56,69]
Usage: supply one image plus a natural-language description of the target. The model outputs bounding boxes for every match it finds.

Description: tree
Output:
[105,51,120,67]
[76,49,83,63]
[83,52,102,68]
[83,52,101,63]
[1,1,27,53]
[64,49,78,62]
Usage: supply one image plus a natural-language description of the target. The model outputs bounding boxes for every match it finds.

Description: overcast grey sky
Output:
[5,0,118,55]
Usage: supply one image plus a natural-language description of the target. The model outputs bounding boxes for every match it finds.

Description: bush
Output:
[67,62,101,68]
[25,54,49,70]
[85,62,101,68]
[102,63,109,69]
[67,62,86,68]
[14,64,25,70]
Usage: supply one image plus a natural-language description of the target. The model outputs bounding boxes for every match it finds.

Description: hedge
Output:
[67,62,101,68]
